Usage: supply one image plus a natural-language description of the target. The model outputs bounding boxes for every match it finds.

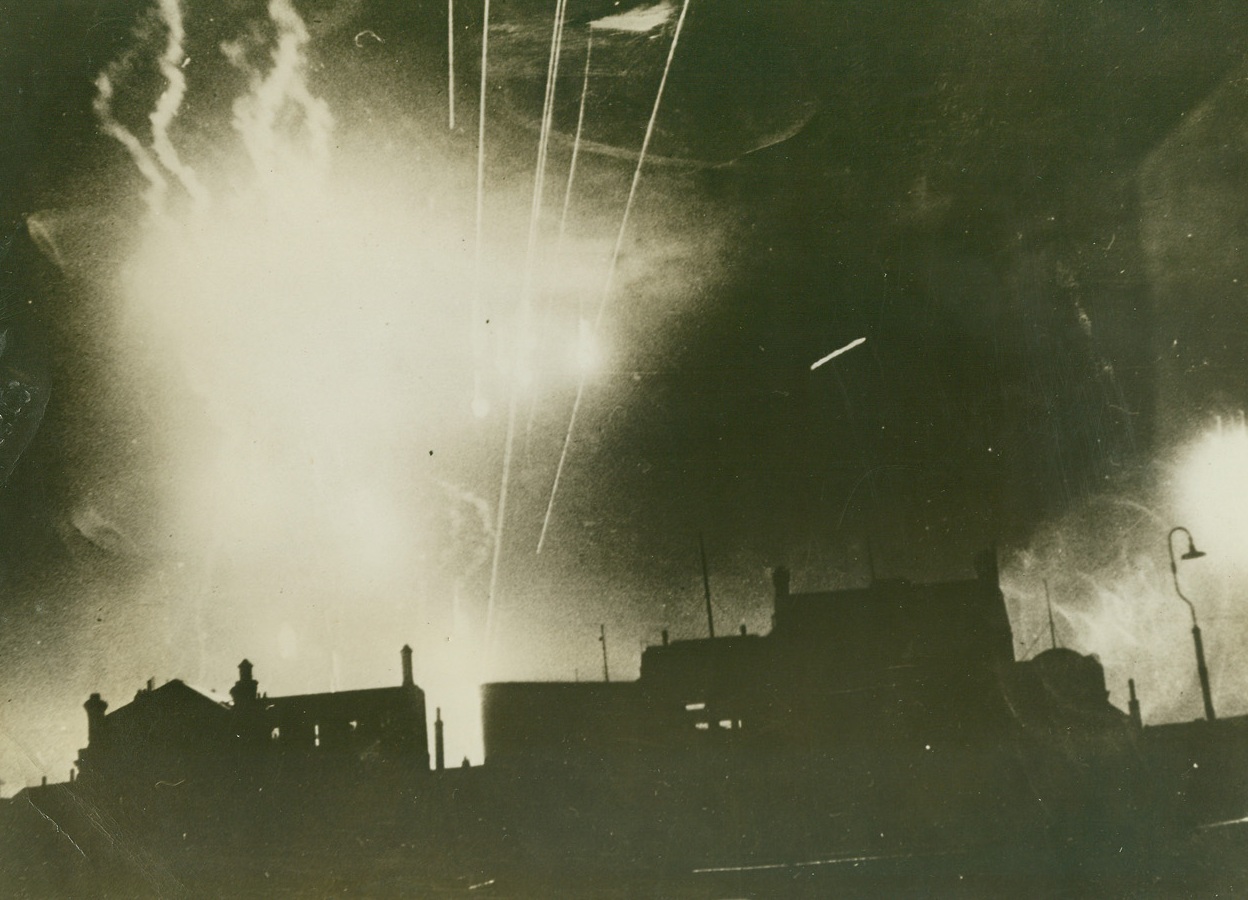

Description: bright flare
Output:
[1175,415,1248,566]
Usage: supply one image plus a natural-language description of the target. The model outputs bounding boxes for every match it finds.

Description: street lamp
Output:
[1167,526,1216,721]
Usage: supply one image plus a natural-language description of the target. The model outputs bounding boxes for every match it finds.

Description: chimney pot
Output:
[772,566,791,599]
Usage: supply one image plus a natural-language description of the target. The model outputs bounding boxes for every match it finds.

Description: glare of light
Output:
[472,395,491,419]
[1175,415,1248,564]
[574,317,602,375]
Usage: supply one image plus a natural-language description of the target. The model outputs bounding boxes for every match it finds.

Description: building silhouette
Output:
[482,552,1126,771]
[10,552,1247,895]
[76,646,429,786]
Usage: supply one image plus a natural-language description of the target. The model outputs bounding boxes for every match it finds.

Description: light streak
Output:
[692,850,941,873]
[522,0,574,443]
[1199,814,1248,830]
[485,0,571,655]
[557,32,593,255]
[592,0,693,332]
[810,336,867,370]
[447,0,455,130]
[472,0,492,420]
[538,0,694,553]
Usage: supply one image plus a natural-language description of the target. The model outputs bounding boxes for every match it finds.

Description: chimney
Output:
[772,566,790,600]
[739,624,747,636]
[84,693,108,746]
[401,645,414,687]
[146,677,155,693]
[435,707,445,771]
[230,659,258,706]
[661,629,669,646]
[1128,678,1143,730]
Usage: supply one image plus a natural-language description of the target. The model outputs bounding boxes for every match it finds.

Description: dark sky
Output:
[4,0,1248,788]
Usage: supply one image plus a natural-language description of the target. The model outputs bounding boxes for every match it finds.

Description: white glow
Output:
[1176,416,1248,564]
[574,317,603,375]
[590,1,675,33]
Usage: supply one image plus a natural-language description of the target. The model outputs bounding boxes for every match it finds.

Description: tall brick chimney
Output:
[401,644,414,688]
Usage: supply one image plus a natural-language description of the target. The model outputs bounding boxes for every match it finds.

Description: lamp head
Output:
[1182,537,1207,561]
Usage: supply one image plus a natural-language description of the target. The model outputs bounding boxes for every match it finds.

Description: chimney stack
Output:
[772,566,790,600]
[435,707,445,771]
[661,629,669,646]
[230,659,258,706]
[84,693,108,746]
[1128,678,1143,729]
[401,645,414,688]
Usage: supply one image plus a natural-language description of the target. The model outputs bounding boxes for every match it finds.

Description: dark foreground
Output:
[4,764,1248,900]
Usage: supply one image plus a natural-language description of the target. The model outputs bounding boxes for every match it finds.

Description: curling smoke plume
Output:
[224,0,334,187]
[94,48,170,216]
[82,0,497,762]
[150,0,210,210]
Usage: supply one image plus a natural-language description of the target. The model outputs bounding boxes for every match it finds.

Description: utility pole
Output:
[599,624,610,683]
[447,0,456,129]
[1044,580,1058,650]
[699,533,715,639]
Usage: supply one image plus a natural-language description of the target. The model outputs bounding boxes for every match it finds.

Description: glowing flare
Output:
[1175,416,1248,565]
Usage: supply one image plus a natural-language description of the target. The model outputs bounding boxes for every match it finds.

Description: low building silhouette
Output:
[76,645,429,786]
[480,552,1147,864]
[483,551,1121,769]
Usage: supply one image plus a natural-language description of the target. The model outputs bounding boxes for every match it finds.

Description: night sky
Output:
[4,0,1248,790]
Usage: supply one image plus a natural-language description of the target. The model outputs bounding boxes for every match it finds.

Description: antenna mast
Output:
[1044,579,1059,650]
[699,533,715,639]
[599,624,610,682]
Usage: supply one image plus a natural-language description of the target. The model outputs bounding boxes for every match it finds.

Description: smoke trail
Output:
[226,0,334,186]
[93,56,169,217]
[150,0,210,210]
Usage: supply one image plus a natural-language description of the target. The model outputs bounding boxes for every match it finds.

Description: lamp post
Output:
[1168,526,1216,721]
